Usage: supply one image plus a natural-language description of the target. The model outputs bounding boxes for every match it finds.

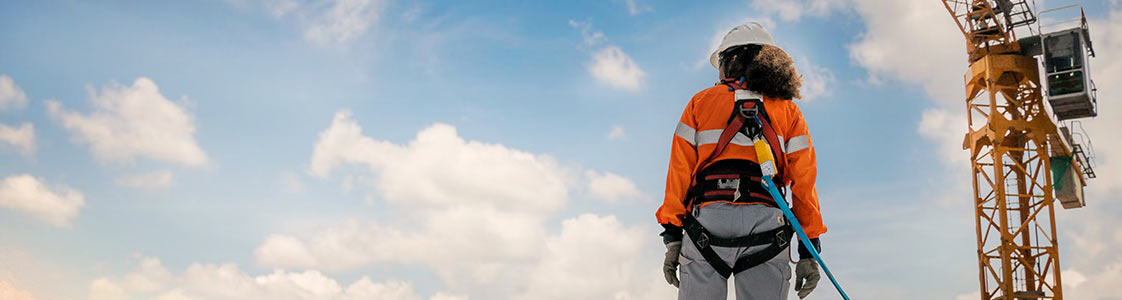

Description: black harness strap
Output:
[680,81,795,279]
[683,215,791,278]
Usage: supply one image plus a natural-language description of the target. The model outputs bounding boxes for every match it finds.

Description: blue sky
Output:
[1,0,1121,299]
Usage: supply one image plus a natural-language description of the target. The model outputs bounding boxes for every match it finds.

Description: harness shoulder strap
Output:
[685,89,788,210]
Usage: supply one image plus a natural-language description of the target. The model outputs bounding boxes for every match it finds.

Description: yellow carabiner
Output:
[754,138,777,177]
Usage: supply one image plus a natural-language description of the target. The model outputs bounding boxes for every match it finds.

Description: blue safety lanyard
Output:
[761,176,851,300]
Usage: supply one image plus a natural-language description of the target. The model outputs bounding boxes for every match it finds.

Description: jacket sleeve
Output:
[655,99,699,228]
[783,103,827,239]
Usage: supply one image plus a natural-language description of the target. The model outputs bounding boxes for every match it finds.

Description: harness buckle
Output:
[715,178,739,189]
[737,100,758,119]
[775,229,789,248]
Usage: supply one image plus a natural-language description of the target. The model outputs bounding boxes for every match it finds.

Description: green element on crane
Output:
[1051,156,1072,191]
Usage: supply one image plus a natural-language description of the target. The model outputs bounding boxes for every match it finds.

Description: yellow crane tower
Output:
[940,0,1100,299]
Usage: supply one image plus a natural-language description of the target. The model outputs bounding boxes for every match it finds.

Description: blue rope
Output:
[762,176,851,300]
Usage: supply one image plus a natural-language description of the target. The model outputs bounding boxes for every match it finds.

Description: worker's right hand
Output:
[662,241,683,287]
[794,259,820,298]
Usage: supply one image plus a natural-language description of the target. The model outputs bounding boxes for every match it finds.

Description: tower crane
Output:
[940,0,1100,299]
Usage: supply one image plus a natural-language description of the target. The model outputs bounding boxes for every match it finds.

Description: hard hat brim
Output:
[709,42,780,70]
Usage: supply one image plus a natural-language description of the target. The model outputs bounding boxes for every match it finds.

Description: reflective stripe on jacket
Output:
[655,85,827,238]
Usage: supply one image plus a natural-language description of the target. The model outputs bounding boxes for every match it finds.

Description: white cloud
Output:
[795,56,836,101]
[917,109,968,167]
[844,0,965,108]
[0,123,35,156]
[750,0,847,22]
[254,234,320,269]
[618,0,651,16]
[585,170,642,203]
[258,110,672,299]
[0,74,28,111]
[607,125,626,140]
[153,289,202,300]
[309,110,569,212]
[1061,269,1088,289]
[255,208,548,272]
[517,214,666,300]
[47,77,209,167]
[747,0,963,105]
[0,174,85,227]
[569,20,606,49]
[115,170,174,189]
[589,46,646,92]
[89,256,463,300]
[265,0,386,45]
[1061,262,1122,298]
[0,279,36,300]
[569,21,646,92]
[257,214,670,300]
[89,278,128,300]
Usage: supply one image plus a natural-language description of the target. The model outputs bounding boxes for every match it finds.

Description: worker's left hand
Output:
[662,241,682,287]
[794,259,820,298]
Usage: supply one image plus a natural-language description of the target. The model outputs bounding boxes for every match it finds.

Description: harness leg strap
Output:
[683,216,792,279]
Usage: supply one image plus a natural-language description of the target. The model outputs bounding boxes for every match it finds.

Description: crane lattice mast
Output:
[941,0,1099,299]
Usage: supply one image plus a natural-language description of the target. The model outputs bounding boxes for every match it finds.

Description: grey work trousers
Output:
[678,202,792,300]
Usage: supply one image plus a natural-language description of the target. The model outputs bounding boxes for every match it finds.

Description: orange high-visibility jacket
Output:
[656,85,827,239]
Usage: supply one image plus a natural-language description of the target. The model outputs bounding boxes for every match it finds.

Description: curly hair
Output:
[719,44,803,100]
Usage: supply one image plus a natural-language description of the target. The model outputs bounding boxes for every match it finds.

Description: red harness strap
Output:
[684,85,789,211]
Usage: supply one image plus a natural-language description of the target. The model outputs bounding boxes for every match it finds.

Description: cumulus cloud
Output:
[795,56,836,101]
[257,110,669,299]
[0,123,35,156]
[747,0,962,105]
[0,279,36,300]
[115,170,174,189]
[256,214,669,300]
[89,256,461,300]
[569,20,606,49]
[47,77,209,167]
[516,214,660,300]
[309,110,569,212]
[843,0,965,107]
[89,278,128,300]
[0,174,85,227]
[0,74,28,111]
[585,170,642,203]
[255,208,548,272]
[254,234,320,269]
[917,108,968,167]
[618,0,651,16]
[589,46,647,92]
[569,20,646,92]
[750,0,847,22]
[265,0,386,45]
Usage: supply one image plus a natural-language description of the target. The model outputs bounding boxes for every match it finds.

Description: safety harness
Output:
[681,78,793,279]
[685,78,851,299]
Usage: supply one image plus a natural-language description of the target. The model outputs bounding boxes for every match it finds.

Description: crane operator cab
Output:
[1042,21,1097,120]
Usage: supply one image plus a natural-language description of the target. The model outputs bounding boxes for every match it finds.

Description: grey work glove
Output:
[662,241,682,287]
[794,259,821,298]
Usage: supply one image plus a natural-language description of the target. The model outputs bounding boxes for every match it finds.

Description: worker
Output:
[656,22,827,300]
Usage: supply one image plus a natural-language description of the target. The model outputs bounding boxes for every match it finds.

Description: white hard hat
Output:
[709,22,777,69]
